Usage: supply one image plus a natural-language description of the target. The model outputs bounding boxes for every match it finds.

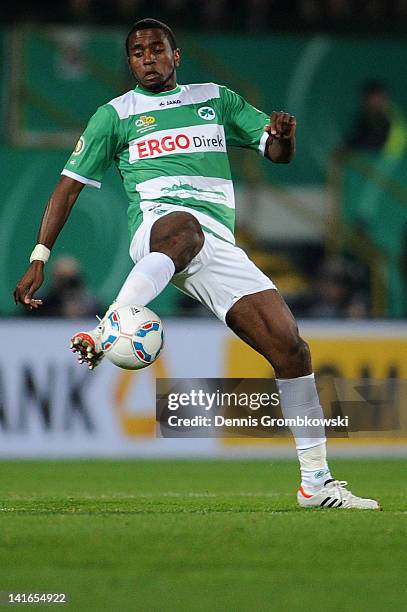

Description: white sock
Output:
[115,252,175,307]
[276,373,333,493]
[297,444,332,494]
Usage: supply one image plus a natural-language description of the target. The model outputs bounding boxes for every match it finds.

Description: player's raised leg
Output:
[225,289,380,510]
[71,212,204,369]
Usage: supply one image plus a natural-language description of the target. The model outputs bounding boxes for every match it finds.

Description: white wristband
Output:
[30,244,51,263]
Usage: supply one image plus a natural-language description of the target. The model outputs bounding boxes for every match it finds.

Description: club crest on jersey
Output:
[198,106,216,121]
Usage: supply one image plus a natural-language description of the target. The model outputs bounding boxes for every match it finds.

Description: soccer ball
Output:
[100,305,164,370]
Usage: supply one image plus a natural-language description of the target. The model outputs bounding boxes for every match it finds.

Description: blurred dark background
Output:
[2,0,407,35]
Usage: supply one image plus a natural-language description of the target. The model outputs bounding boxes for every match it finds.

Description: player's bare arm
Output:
[264,111,296,163]
[13,176,84,309]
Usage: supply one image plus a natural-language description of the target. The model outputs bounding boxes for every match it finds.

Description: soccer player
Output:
[14,19,379,510]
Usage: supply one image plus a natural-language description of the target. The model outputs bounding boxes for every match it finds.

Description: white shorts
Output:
[129,208,276,322]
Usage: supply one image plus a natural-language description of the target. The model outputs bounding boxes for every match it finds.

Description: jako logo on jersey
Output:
[159,99,181,107]
[198,106,216,121]
[135,115,156,128]
[129,125,226,162]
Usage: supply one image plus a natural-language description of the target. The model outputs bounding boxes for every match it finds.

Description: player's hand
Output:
[264,111,296,140]
[13,261,44,310]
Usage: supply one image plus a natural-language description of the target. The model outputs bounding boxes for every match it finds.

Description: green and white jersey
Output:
[62,83,269,244]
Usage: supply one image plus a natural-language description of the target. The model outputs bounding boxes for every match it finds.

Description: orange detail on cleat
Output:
[70,330,104,370]
[72,333,95,349]
[299,485,313,499]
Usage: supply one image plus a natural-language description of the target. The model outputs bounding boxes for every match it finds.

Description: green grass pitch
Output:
[1,459,406,611]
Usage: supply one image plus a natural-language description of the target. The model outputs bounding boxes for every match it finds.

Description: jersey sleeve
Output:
[220,86,270,155]
[62,105,120,188]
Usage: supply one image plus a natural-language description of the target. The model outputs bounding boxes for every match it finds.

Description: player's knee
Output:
[150,212,204,272]
[177,213,205,251]
[272,328,311,376]
[288,337,311,375]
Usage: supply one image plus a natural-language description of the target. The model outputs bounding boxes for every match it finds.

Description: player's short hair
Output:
[126,19,177,56]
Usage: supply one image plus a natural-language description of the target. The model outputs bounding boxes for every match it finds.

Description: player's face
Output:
[127,29,180,92]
